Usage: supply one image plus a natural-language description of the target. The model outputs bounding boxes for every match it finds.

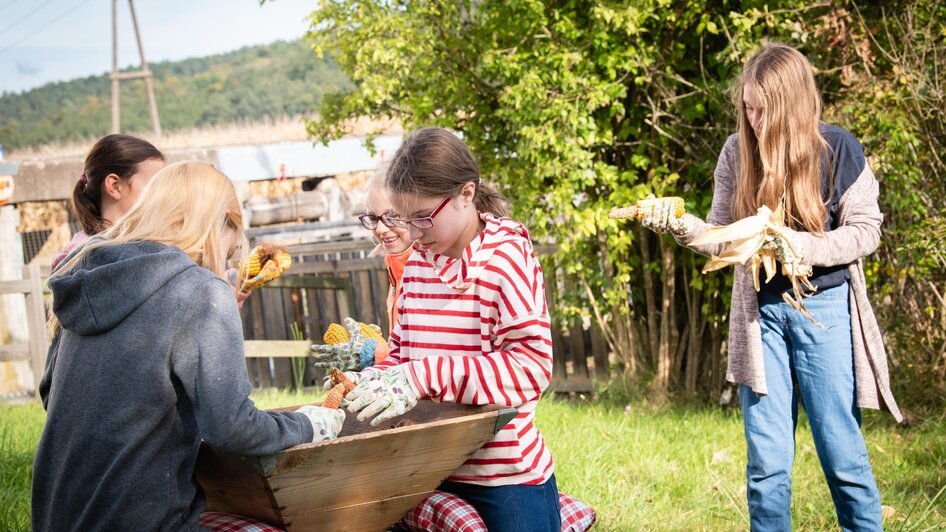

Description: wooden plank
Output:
[334,272,355,320]
[0,279,30,294]
[260,288,293,388]
[0,344,30,361]
[248,291,273,388]
[547,378,595,394]
[353,269,375,324]
[196,403,515,532]
[265,276,353,290]
[543,264,568,381]
[289,258,385,275]
[25,262,48,394]
[590,321,610,381]
[244,341,311,358]
[373,267,391,335]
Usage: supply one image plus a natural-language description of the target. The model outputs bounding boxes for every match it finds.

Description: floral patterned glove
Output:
[345,366,419,427]
[294,405,346,442]
[638,195,696,236]
[312,317,390,371]
[763,228,806,264]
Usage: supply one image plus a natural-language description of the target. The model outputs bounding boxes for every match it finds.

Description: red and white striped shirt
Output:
[373,213,555,486]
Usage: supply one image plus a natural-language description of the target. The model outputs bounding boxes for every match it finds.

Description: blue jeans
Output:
[437,474,561,532]
[740,282,882,531]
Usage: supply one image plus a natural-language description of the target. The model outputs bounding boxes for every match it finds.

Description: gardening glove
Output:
[763,228,806,265]
[295,405,346,442]
[312,317,391,372]
[345,366,419,427]
[637,195,695,236]
[322,370,361,391]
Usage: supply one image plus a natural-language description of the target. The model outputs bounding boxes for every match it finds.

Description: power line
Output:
[0,0,96,57]
[0,0,57,35]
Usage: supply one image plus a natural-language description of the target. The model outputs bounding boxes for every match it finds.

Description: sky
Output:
[0,0,314,95]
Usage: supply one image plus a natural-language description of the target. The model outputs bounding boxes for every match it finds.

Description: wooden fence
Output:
[0,240,613,400]
[241,239,612,393]
[0,262,47,395]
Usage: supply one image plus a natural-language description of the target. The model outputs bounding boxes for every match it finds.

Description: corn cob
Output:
[322,321,386,345]
[609,196,685,220]
[359,323,385,343]
[323,323,349,344]
[322,367,357,409]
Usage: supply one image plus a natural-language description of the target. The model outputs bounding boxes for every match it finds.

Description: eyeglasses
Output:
[385,196,452,229]
[358,212,399,230]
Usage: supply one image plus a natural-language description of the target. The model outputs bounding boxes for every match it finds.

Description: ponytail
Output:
[474,181,509,218]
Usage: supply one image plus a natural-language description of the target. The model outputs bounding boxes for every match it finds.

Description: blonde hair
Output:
[49,161,247,335]
[364,163,390,213]
[731,42,832,234]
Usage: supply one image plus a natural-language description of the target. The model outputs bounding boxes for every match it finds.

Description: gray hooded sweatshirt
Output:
[32,241,314,531]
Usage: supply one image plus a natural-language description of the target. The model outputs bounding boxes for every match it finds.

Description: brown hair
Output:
[72,134,165,235]
[385,127,509,217]
[730,43,831,233]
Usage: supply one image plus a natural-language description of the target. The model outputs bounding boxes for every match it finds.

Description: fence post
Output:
[25,261,48,395]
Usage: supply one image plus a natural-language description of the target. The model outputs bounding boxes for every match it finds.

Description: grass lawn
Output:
[2,390,943,530]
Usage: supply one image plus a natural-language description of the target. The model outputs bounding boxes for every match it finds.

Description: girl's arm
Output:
[795,163,883,266]
[673,134,739,257]
[399,243,553,408]
[172,278,314,454]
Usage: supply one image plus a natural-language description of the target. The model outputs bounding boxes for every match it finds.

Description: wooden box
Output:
[195,401,516,531]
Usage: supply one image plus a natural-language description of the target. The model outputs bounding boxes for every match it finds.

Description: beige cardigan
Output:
[676,134,902,422]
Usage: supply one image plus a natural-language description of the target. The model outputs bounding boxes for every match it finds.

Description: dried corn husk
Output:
[322,368,357,409]
[691,205,823,326]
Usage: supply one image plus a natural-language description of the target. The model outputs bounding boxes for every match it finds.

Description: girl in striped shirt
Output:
[346,127,561,532]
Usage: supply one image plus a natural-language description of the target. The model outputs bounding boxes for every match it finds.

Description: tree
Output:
[306,0,945,405]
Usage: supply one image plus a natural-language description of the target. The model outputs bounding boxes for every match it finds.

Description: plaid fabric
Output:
[199,512,283,532]
[558,493,596,532]
[400,491,596,532]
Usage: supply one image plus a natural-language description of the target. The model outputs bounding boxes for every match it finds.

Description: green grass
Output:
[2,392,944,530]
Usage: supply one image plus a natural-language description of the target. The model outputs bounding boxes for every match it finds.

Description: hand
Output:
[321,370,361,391]
[639,195,694,236]
[295,405,346,442]
[764,228,806,264]
[312,317,389,371]
[225,268,252,309]
[345,366,419,427]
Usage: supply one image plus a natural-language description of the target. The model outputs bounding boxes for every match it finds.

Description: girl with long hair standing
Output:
[643,43,901,531]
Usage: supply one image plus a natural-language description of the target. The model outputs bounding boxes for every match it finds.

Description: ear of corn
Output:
[323,323,350,344]
[608,196,685,220]
[358,322,385,343]
[323,368,357,409]
[687,204,825,328]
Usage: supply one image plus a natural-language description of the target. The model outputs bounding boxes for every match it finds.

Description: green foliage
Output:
[0,39,350,149]
[306,1,944,404]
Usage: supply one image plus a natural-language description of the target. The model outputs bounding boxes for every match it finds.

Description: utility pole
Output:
[110,0,161,136]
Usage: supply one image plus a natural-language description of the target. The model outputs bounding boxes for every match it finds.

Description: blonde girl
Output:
[644,43,900,531]
[33,161,344,532]
[359,167,415,335]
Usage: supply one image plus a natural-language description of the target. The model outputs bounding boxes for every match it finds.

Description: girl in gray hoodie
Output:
[33,161,344,531]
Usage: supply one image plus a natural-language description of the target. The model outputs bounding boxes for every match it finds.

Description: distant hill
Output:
[0,39,351,150]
